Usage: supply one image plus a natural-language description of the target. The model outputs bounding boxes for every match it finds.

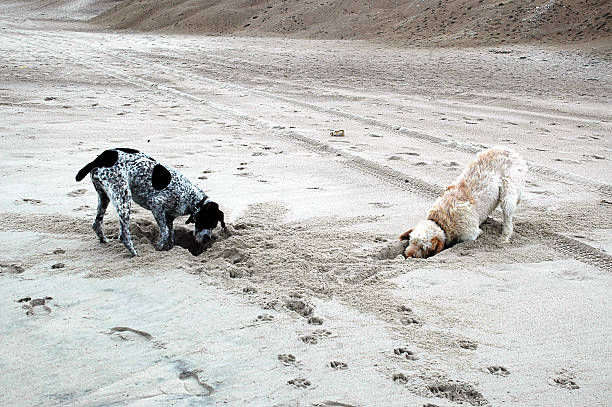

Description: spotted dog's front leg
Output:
[152,209,173,251]
[166,213,176,250]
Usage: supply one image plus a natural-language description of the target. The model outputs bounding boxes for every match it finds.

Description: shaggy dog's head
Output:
[399,220,446,259]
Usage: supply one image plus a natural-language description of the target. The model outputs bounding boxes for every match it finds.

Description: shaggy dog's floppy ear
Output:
[432,236,444,255]
[399,228,414,241]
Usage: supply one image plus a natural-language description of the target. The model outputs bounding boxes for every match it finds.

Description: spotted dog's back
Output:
[77,149,202,215]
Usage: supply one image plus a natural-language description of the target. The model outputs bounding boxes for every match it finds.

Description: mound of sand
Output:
[92,0,612,46]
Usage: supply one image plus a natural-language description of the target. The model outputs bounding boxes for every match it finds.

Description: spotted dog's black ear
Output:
[186,198,206,224]
[218,210,226,229]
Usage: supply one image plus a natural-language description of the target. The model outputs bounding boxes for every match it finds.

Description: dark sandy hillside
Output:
[91,0,612,46]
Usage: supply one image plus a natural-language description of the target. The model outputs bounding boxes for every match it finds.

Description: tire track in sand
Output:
[79,32,612,196]
[6,27,612,196]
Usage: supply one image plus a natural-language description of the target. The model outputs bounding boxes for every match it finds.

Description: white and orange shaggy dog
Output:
[400,147,527,258]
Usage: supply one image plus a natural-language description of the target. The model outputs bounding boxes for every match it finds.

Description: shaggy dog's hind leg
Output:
[499,178,519,242]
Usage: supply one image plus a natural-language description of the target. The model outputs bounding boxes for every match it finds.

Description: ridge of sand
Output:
[90,0,612,46]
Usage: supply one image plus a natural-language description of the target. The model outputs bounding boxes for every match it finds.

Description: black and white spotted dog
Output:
[76,148,225,256]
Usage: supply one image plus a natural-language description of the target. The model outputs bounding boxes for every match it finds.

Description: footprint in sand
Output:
[399,151,420,156]
[285,298,314,317]
[444,161,461,170]
[398,305,412,313]
[458,339,478,350]
[108,326,153,342]
[278,354,298,366]
[287,378,311,389]
[482,365,510,376]
[400,316,421,326]
[307,316,324,325]
[67,189,87,197]
[198,169,214,180]
[368,202,394,208]
[330,361,348,370]
[548,370,579,390]
[394,347,419,361]
[219,248,249,265]
[262,299,282,311]
[300,329,332,344]
[179,370,213,395]
[1,262,25,274]
[21,198,43,205]
[392,373,409,384]
[427,380,487,405]
[21,296,53,316]
[300,335,319,344]
[397,305,421,326]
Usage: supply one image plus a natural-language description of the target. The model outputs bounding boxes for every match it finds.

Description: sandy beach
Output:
[1,1,611,406]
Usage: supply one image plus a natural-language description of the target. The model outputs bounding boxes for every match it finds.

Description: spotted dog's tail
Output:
[75,149,120,181]
[75,160,97,182]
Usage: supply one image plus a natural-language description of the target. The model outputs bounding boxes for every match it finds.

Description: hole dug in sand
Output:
[376,239,409,260]
[111,219,232,256]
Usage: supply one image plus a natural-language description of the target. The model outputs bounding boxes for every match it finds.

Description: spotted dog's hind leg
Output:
[92,178,110,243]
[102,177,138,256]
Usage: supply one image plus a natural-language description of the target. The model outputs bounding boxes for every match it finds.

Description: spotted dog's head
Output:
[399,220,445,259]
[186,200,226,243]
